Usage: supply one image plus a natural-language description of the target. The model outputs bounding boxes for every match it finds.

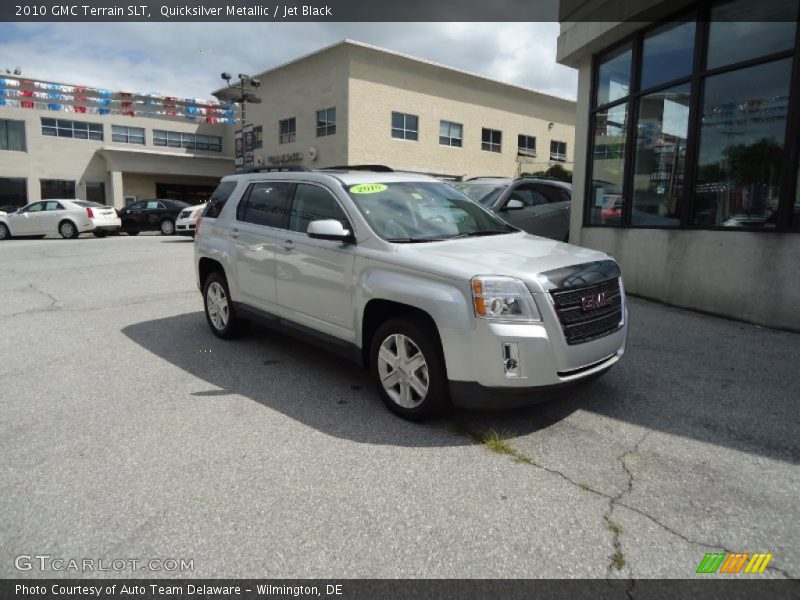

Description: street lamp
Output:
[220,72,262,131]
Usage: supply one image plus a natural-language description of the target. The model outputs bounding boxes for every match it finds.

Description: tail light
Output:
[86,207,94,218]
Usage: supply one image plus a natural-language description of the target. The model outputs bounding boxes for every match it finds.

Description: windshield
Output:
[345,181,516,242]
[452,182,507,207]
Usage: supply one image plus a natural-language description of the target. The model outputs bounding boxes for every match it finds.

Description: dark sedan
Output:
[118,199,191,236]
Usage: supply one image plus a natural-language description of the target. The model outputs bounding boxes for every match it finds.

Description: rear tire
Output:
[59,220,79,239]
[160,219,175,236]
[0,223,10,241]
[203,271,247,339]
[369,316,449,421]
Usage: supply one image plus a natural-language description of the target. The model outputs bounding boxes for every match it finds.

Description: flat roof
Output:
[213,39,576,107]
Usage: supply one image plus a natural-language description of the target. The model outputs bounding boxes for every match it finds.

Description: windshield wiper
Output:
[444,229,513,239]
[386,237,451,243]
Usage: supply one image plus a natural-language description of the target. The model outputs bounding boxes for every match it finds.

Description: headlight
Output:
[471,276,541,322]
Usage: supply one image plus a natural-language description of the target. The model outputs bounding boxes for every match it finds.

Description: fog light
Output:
[502,343,521,377]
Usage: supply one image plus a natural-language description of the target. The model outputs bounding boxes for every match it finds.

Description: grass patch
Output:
[449,424,535,464]
[606,521,621,536]
[611,550,626,570]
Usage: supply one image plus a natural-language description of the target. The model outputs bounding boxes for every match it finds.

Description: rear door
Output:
[144,200,167,228]
[232,181,294,312]
[532,183,571,240]
[41,201,68,233]
[274,182,357,342]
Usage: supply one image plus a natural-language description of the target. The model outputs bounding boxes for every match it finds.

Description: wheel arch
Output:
[198,257,228,291]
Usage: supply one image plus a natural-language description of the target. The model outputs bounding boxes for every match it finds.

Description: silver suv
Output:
[194,167,627,421]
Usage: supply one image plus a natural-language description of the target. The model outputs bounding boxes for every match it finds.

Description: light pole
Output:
[221,72,262,171]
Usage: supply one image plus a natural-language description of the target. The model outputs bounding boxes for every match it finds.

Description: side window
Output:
[23,202,44,212]
[507,187,547,208]
[288,184,348,234]
[44,201,63,211]
[532,184,568,204]
[129,201,144,210]
[203,181,237,218]
[146,201,161,210]
[237,182,293,228]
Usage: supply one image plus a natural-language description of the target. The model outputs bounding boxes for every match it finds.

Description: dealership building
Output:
[0,75,235,210]
[213,40,577,180]
[558,0,800,330]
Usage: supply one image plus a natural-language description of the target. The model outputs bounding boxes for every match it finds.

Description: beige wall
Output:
[346,44,575,178]
[0,104,232,206]
[243,44,351,170]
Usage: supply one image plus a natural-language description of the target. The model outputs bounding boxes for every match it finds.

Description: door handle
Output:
[231,228,239,239]
[281,240,295,251]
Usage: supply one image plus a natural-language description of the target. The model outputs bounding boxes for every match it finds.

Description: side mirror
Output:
[307,219,354,243]
[503,198,525,211]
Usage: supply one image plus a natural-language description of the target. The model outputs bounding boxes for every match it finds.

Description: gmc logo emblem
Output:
[581,292,607,312]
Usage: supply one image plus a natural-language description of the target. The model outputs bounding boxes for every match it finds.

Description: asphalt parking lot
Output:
[1,234,798,579]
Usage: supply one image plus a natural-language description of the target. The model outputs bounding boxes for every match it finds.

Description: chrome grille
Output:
[550,278,622,345]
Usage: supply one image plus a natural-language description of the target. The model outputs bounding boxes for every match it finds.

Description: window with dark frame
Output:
[40,179,75,199]
[586,0,800,231]
[279,118,296,144]
[0,119,26,152]
[0,177,27,209]
[41,118,102,141]
[550,140,567,162]
[439,121,463,147]
[254,125,263,149]
[85,182,106,205]
[316,107,336,137]
[391,112,419,141]
[111,125,145,145]
[481,128,502,153]
[518,134,536,156]
[153,129,222,152]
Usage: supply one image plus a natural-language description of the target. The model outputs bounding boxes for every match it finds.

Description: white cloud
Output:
[0,22,577,100]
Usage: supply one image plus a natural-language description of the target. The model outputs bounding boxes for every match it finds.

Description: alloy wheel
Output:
[206,281,229,330]
[60,222,75,238]
[377,333,430,408]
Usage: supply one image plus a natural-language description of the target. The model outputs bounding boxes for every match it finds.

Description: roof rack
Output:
[242,165,310,173]
[321,164,394,172]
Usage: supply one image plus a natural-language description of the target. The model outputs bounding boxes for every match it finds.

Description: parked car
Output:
[176,203,206,237]
[0,199,120,240]
[118,198,190,236]
[452,177,572,241]
[195,167,627,421]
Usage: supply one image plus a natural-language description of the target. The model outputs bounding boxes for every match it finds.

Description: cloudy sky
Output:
[0,22,577,100]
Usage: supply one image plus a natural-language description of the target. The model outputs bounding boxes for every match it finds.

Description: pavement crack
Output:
[447,425,796,579]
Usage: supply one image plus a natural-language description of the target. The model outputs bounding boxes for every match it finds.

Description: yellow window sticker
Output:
[350,183,387,194]
[411,192,423,200]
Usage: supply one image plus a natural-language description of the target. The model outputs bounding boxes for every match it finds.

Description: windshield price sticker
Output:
[350,183,387,194]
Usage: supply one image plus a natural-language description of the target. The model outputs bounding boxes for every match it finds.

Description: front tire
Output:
[0,223,10,241]
[59,220,79,239]
[370,317,449,421]
[203,271,246,339]
[160,219,175,236]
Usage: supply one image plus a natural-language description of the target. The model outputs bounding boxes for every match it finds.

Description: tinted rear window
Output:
[203,181,238,218]
[73,201,106,208]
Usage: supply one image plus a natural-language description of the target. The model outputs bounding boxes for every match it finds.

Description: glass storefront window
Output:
[707,0,798,70]
[0,177,27,211]
[589,103,628,225]
[631,84,690,227]
[693,59,792,228]
[641,21,696,90]
[596,44,632,106]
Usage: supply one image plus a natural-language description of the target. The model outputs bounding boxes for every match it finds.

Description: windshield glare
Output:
[346,181,516,242]
[452,182,507,207]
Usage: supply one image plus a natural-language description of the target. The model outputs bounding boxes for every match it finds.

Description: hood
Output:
[395,232,614,292]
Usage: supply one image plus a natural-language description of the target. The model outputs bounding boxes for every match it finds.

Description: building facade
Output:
[214,40,577,180]
[558,0,800,331]
[0,76,235,210]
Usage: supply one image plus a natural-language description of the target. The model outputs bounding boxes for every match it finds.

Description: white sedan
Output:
[0,199,120,240]
[175,203,205,237]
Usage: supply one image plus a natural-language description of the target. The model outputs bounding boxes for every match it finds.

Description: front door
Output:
[274,183,356,342]
[10,202,46,235]
[41,201,67,234]
[500,184,564,240]
[232,181,294,312]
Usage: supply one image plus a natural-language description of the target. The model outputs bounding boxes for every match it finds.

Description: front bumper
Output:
[440,300,627,409]
[176,218,196,236]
